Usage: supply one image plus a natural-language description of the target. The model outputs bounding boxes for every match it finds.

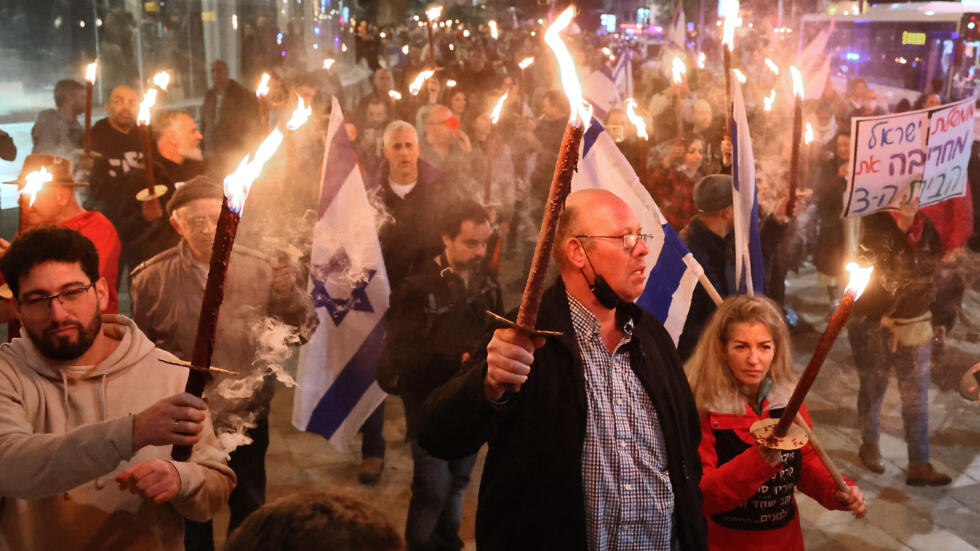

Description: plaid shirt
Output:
[568,294,676,551]
[645,165,698,232]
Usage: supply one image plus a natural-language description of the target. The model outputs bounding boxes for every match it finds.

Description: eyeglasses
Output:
[18,282,96,316]
[181,215,219,231]
[576,233,654,251]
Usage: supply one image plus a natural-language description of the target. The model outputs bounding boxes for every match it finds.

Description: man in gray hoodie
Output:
[0,227,235,551]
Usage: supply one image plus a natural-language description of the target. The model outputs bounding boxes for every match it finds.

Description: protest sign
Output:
[843,96,974,217]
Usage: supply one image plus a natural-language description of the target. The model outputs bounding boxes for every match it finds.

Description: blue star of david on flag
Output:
[311,249,377,326]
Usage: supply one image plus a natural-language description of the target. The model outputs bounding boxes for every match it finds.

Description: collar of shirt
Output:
[566,292,634,352]
[388,178,417,199]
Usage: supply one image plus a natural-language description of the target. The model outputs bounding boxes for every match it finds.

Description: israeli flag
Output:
[293,96,390,450]
[731,83,765,294]
[572,119,703,345]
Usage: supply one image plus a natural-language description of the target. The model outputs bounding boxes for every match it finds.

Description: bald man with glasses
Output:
[419,189,707,551]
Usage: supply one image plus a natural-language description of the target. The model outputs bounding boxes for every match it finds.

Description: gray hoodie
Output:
[0,315,235,551]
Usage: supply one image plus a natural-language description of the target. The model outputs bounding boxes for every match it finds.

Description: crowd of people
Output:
[1,5,979,551]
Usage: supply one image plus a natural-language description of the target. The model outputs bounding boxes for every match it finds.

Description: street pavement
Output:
[210,261,980,550]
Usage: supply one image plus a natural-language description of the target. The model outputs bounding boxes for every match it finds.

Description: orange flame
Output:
[519,57,535,70]
[490,92,508,124]
[137,88,159,126]
[697,52,706,69]
[764,58,779,75]
[763,89,776,112]
[322,58,336,70]
[446,79,457,88]
[544,6,592,126]
[151,71,171,91]
[389,90,403,100]
[721,0,740,51]
[409,70,435,95]
[84,61,98,84]
[789,66,804,99]
[671,56,686,85]
[844,262,873,299]
[256,73,271,98]
[624,98,648,141]
[21,167,52,207]
[223,98,312,213]
[804,122,814,144]
[489,20,498,39]
[425,5,443,21]
[732,68,747,83]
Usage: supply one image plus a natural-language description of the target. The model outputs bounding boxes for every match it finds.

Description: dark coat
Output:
[418,280,708,551]
[678,216,735,362]
[201,79,260,159]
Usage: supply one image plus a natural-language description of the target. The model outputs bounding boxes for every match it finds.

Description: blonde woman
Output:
[685,295,866,551]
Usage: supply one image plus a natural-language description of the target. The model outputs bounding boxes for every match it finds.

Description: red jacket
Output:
[60,211,121,314]
[699,403,852,551]
[921,186,974,252]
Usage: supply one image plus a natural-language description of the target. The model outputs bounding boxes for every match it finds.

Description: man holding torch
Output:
[418,190,707,550]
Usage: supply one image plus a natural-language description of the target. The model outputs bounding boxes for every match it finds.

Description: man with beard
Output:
[0,227,235,551]
[130,177,317,551]
[377,201,501,550]
[129,109,205,265]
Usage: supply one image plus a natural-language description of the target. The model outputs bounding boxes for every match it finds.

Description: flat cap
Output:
[694,174,733,212]
[166,175,224,216]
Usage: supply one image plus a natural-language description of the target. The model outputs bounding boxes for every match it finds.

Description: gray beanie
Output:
[166,175,224,216]
[693,174,734,212]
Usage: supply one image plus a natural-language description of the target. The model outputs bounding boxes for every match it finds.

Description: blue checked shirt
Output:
[568,294,676,551]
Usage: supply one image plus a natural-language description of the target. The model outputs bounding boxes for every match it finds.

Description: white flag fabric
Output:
[571,119,703,344]
[799,22,834,100]
[731,83,765,295]
[293,96,390,451]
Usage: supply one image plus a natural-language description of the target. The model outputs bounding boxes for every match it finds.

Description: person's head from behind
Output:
[542,89,570,121]
[684,295,795,415]
[224,490,404,551]
[54,79,86,116]
[168,176,224,263]
[105,85,139,132]
[382,120,420,181]
[923,93,942,109]
[554,189,650,305]
[154,110,203,163]
[693,174,734,235]
[0,228,107,362]
[441,201,491,276]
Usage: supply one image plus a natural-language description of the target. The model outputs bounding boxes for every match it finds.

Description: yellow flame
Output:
[844,262,874,299]
[426,5,443,21]
[409,70,435,95]
[764,58,779,75]
[21,167,52,207]
[85,60,98,84]
[389,90,403,100]
[489,20,498,39]
[624,98,648,141]
[519,57,535,70]
[804,122,814,144]
[789,66,804,99]
[151,71,171,91]
[322,58,336,70]
[763,89,776,112]
[490,92,508,124]
[732,68,747,83]
[671,56,687,85]
[697,52,706,69]
[137,88,159,126]
[544,6,592,126]
[223,98,312,213]
[256,73,271,97]
[402,44,410,55]
[446,79,457,88]
[721,0,740,51]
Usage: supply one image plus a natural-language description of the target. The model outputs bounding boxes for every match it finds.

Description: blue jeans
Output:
[405,439,477,551]
[847,319,931,464]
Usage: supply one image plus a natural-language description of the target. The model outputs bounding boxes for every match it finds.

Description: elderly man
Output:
[420,105,477,200]
[419,189,707,550]
[31,79,86,159]
[129,177,317,549]
[0,227,234,551]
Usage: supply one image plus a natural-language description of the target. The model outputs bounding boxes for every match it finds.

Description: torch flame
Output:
[490,92,508,124]
[409,70,435,95]
[85,60,98,84]
[446,79,457,88]
[804,122,814,144]
[21,167,52,208]
[624,98,648,141]
[764,58,780,75]
[671,56,686,85]
[151,71,171,91]
[402,45,410,55]
[256,73,270,98]
[489,20,498,39]
[733,68,747,84]
[519,57,535,70]
[544,6,592,126]
[389,90,403,100]
[763,89,776,112]
[789,66,804,99]
[844,262,874,299]
[322,58,336,70]
[697,52,706,69]
[223,98,312,213]
[721,0,740,51]
[426,5,443,21]
[137,89,159,126]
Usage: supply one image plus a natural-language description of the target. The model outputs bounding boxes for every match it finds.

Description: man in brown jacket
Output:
[0,227,235,551]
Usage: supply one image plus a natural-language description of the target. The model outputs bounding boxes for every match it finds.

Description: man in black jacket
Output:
[201,60,260,174]
[419,189,707,551]
[379,200,501,551]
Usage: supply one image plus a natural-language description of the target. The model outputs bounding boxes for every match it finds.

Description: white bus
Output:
[801,2,980,106]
